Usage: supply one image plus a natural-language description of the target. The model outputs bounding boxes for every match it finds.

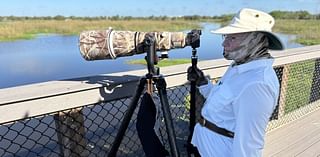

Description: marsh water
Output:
[0,23,303,88]
[0,22,306,157]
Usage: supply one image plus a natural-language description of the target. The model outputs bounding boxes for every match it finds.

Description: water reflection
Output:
[0,23,303,89]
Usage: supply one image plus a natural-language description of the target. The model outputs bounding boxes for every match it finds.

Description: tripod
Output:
[186,31,201,157]
[108,35,180,157]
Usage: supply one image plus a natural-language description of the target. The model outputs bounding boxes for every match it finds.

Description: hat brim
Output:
[211,26,284,50]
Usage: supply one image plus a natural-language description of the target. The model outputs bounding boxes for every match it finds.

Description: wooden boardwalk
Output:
[1,45,320,156]
[263,108,320,157]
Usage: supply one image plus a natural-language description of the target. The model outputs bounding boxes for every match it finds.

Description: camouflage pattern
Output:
[79,28,187,61]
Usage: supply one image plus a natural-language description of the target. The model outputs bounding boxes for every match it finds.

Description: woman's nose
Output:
[222,39,229,47]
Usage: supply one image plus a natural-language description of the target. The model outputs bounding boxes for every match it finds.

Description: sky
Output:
[0,0,320,17]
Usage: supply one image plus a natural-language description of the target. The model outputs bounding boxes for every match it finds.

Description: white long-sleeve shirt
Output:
[191,59,279,157]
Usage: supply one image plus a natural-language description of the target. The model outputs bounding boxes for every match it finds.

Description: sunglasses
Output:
[222,33,249,42]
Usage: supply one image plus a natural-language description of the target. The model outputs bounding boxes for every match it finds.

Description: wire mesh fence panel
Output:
[160,85,191,157]
[267,59,320,131]
[0,115,61,157]
[1,58,320,156]
[0,84,191,157]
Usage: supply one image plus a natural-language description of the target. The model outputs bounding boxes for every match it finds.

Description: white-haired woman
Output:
[189,8,284,157]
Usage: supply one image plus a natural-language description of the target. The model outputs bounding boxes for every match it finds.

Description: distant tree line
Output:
[0,11,319,21]
[270,10,320,19]
[0,15,219,21]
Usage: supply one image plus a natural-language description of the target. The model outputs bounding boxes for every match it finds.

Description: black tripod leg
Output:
[187,54,201,157]
[189,80,196,137]
[186,81,201,157]
[155,77,180,157]
[108,77,147,157]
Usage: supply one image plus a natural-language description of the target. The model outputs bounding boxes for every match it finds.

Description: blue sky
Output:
[1,0,320,17]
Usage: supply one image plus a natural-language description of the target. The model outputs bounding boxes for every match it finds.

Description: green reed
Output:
[0,19,200,41]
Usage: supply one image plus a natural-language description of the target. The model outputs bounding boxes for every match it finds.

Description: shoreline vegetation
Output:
[0,19,201,42]
[1,10,319,45]
[127,58,190,67]
[1,11,319,67]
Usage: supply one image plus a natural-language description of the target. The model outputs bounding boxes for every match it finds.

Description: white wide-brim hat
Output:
[211,8,284,50]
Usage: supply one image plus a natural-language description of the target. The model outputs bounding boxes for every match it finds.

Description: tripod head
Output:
[143,29,202,75]
[186,29,201,50]
[143,34,159,76]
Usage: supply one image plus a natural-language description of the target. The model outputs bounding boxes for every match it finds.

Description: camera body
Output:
[186,29,201,49]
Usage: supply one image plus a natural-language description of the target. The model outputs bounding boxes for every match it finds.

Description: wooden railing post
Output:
[54,108,88,157]
[277,65,290,117]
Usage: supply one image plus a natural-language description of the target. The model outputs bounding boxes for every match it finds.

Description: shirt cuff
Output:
[197,81,213,98]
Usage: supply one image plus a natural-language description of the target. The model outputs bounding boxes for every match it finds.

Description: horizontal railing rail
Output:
[1,45,320,124]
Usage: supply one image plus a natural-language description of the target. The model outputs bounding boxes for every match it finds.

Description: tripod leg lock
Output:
[155,77,167,90]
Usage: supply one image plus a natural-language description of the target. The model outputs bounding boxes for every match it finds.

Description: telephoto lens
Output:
[79,28,189,61]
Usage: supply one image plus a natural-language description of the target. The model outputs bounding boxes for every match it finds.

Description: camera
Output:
[79,28,201,61]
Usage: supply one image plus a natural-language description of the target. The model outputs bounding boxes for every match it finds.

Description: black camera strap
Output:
[198,117,234,138]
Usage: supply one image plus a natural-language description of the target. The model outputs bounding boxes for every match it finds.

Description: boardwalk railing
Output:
[1,45,320,156]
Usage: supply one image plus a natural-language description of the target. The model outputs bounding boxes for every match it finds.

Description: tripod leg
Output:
[186,81,201,157]
[108,77,146,157]
[186,54,201,157]
[155,77,180,157]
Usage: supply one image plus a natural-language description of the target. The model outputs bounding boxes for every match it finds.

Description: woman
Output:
[189,8,284,157]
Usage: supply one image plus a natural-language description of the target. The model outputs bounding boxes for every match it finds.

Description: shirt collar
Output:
[231,59,274,74]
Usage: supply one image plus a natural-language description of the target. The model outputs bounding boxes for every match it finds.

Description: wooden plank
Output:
[263,107,320,156]
[265,107,319,143]
[273,49,320,67]
[295,128,320,157]
[0,75,140,105]
[0,79,139,124]
[273,124,320,156]
[296,136,320,156]
[271,45,320,58]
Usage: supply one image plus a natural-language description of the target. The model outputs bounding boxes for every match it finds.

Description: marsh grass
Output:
[213,19,320,46]
[274,19,320,45]
[0,19,200,41]
[284,60,315,113]
[127,58,190,67]
[1,19,320,45]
